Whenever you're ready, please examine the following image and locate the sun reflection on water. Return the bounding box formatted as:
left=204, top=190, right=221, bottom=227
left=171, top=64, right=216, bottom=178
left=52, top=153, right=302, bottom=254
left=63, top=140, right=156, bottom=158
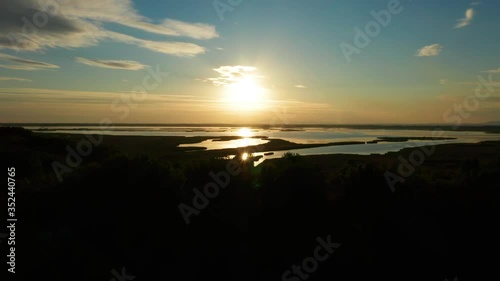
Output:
left=237, top=128, right=253, bottom=138
left=241, top=152, right=249, bottom=161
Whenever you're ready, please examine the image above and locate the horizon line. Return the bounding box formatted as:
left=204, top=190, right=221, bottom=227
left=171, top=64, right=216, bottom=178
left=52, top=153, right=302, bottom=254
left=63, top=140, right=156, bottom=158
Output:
left=2, top=122, right=500, bottom=127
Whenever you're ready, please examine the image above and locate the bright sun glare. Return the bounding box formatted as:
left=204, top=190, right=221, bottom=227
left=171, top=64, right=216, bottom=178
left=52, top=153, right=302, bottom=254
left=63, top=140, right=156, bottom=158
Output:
left=224, top=76, right=267, bottom=111
left=241, top=152, right=249, bottom=161
left=237, top=128, right=253, bottom=138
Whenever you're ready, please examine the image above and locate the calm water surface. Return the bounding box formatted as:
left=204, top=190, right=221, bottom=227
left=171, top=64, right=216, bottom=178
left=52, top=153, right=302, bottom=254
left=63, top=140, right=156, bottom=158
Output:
left=29, top=126, right=500, bottom=162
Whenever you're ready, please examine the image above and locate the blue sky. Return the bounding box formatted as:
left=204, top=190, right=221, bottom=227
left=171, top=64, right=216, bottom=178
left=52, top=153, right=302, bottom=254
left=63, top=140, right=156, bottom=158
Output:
left=0, top=0, right=499, bottom=124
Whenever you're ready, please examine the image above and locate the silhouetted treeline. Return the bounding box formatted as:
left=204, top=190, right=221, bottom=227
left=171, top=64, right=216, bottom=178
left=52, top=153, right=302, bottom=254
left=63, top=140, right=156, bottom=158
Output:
left=1, top=127, right=499, bottom=281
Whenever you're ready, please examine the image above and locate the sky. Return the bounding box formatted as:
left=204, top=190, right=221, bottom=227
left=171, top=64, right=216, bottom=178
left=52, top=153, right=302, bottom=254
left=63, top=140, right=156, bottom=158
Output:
left=0, top=0, right=499, bottom=124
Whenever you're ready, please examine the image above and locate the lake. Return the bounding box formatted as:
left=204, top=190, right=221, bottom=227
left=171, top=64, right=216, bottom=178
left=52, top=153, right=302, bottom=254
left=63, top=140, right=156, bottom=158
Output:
left=29, top=126, right=500, bottom=164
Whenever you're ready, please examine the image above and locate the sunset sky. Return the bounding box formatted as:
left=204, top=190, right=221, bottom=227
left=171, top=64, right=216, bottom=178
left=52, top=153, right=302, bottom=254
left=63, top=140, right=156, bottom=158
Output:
left=1, top=0, right=499, bottom=124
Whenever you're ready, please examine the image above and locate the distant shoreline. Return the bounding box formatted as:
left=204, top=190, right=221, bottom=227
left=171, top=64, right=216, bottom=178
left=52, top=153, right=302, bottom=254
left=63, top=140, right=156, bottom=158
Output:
left=2, top=123, right=500, bottom=134
left=19, top=130, right=457, bottom=161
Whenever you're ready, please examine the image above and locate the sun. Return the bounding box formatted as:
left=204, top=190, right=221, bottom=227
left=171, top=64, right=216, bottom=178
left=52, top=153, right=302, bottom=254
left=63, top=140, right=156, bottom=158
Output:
left=224, top=76, right=267, bottom=111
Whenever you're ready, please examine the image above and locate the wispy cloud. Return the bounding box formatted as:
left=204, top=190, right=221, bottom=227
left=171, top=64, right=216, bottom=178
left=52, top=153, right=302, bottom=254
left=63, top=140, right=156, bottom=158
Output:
left=295, top=85, right=307, bottom=89
left=75, top=57, right=147, bottom=70
left=205, top=66, right=258, bottom=87
left=104, top=31, right=206, bottom=57
left=0, top=87, right=336, bottom=123
left=0, top=53, right=59, bottom=70
left=0, top=88, right=205, bottom=105
left=0, top=0, right=100, bottom=52
left=57, top=1, right=219, bottom=39
left=135, top=19, right=219, bottom=40
left=416, top=44, right=443, bottom=57
left=0, top=77, right=31, bottom=82
left=482, top=68, right=500, bottom=74
left=460, top=81, right=500, bottom=87
left=0, top=0, right=215, bottom=56
left=455, top=8, right=475, bottom=28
